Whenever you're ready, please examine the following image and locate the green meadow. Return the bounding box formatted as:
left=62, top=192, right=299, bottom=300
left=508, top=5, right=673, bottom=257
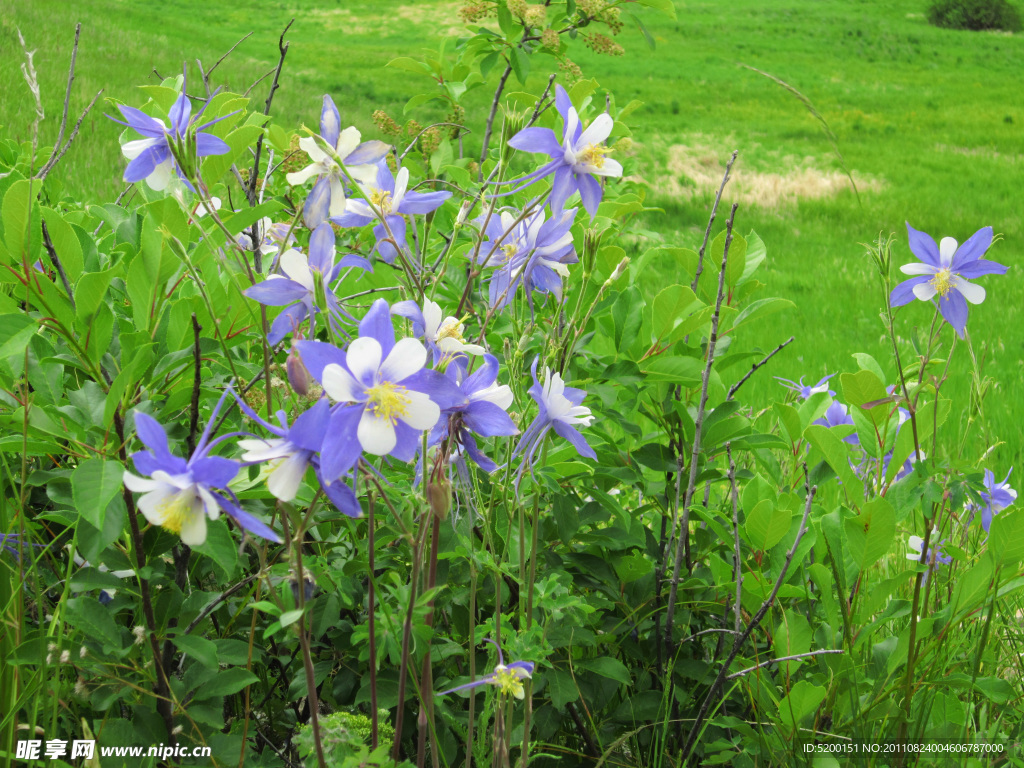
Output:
left=1, top=0, right=1021, bottom=465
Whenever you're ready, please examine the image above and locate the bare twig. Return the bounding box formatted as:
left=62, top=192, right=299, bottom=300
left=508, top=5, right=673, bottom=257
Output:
left=727, top=336, right=794, bottom=400
left=725, top=650, right=844, bottom=681
left=207, top=31, right=254, bottom=81
left=399, top=122, right=471, bottom=162
left=664, top=203, right=740, bottom=647
left=681, top=627, right=742, bottom=644
left=727, top=445, right=742, bottom=635
left=247, top=20, right=292, bottom=209
left=478, top=63, right=514, bottom=180
left=40, top=220, right=75, bottom=309
left=679, top=470, right=818, bottom=762
left=691, top=151, right=737, bottom=294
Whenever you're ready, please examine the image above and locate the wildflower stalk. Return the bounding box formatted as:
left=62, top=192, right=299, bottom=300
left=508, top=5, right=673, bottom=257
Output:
left=896, top=522, right=932, bottom=755
left=664, top=203, right=739, bottom=650
left=368, top=492, right=379, bottom=749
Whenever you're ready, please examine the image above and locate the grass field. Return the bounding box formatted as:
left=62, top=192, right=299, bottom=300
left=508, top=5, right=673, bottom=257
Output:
left=1, top=0, right=1021, bottom=467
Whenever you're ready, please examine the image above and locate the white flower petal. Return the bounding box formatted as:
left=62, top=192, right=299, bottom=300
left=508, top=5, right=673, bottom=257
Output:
left=322, top=363, right=364, bottom=403
left=470, top=383, right=514, bottom=410
left=899, top=262, right=939, bottom=276
left=146, top=160, right=174, bottom=191
left=397, top=390, right=440, bottom=431
left=286, top=163, right=320, bottom=187
left=123, top=471, right=159, bottom=493
left=197, top=485, right=221, bottom=520
left=178, top=509, right=208, bottom=547
left=280, top=249, right=314, bottom=292
left=122, top=138, right=160, bottom=161
left=328, top=176, right=347, bottom=219
left=267, top=452, right=308, bottom=502
left=136, top=486, right=178, bottom=526
left=346, top=337, right=384, bottom=385
left=592, top=157, right=623, bottom=178
left=393, top=167, right=409, bottom=209
left=577, top=113, right=614, bottom=148
left=335, top=126, right=361, bottom=160
left=357, top=409, right=397, bottom=455
left=379, top=337, right=427, bottom=383
left=298, top=136, right=327, bottom=164
left=953, top=276, right=985, bottom=305
left=912, top=282, right=937, bottom=302
left=938, top=237, right=958, bottom=267
left=238, top=438, right=290, bottom=463
left=422, top=300, right=443, bottom=338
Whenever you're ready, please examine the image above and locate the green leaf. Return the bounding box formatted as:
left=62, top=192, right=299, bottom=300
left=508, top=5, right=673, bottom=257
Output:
left=630, top=12, right=656, bottom=49
left=280, top=609, right=305, bottom=628
left=66, top=597, right=121, bottom=649
left=988, top=506, right=1024, bottom=566
left=885, top=399, right=950, bottom=484
left=579, top=656, right=631, bottom=686
left=649, top=284, right=700, bottom=346
left=75, top=267, right=118, bottom=322
left=730, top=297, right=794, bottom=332
left=546, top=668, right=578, bottom=709
left=773, top=609, right=812, bottom=675
left=194, top=519, right=239, bottom=580
left=804, top=424, right=864, bottom=500
left=745, top=499, right=792, bottom=551
left=173, top=634, right=219, bottom=670
left=774, top=403, right=801, bottom=446
left=843, top=497, right=895, bottom=571
left=72, top=459, right=125, bottom=533
left=192, top=668, right=259, bottom=701
left=776, top=680, right=825, bottom=732
left=41, top=208, right=84, bottom=281
left=510, top=48, right=530, bottom=85
left=2, top=179, right=32, bottom=261
left=0, top=314, right=37, bottom=362
left=387, top=57, right=433, bottom=75
left=840, top=369, right=889, bottom=425
left=201, top=125, right=265, bottom=186
left=404, top=92, right=445, bottom=114
left=612, top=285, right=644, bottom=353
left=640, top=355, right=703, bottom=386
left=614, top=553, right=653, bottom=583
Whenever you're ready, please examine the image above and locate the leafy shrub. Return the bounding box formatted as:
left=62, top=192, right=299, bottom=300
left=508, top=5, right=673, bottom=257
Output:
left=927, top=0, right=1023, bottom=31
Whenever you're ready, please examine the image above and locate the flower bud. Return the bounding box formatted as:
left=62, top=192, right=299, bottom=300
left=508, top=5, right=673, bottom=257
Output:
left=499, top=109, right=529, bottom=167
left=427, top=478, right=452, bottom=520
left=582, top=228, right=603, bottom=278
left=287, top=346, right=312, bottom=396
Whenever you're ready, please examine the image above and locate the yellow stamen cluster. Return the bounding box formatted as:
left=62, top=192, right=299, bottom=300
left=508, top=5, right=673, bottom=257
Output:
left=930, top=268, right=954, bottom=297
left=158, top=492, right=199, bottom=535
left=436, top=318, right=467, bottom=344
left=577, top=143, right=611, bottom=169
left=365, top=382, right=411, bottom=424
left=370, top=188, right=394, bottom=215
left=501, top=243, right=519, bottom=262
left=492, top=666, right=525, bottom=699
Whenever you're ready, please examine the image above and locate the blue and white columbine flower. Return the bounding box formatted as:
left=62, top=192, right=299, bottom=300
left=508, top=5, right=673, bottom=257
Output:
left=243, top=223, right=370, bottom=345
left=235, top=397, right=360, bottom=517
left=392, top=298, right=485, bottom=366
left=297, top=300, right=466, bottom=480
left=501, top=85, right=622, bottom=217
left=513, top=359, right=595, bottom=484
left=890, top=223, right=1007, bottom=338
left=437, top=640, right=535, bottom=700
left=109, top=70, right=231, bottom=191
left=122, top=398, right=281, bottom=546
left=286, top=95, right=390, bottom=227
left=907, top=527, right=951, bottom=574
left=332, top=160, right=451, bottom=265
left=475, top=206, right=578, bottom=311
left=813, top=401, right=858, bottom=446
left=977, top=468, right=1016, bottom=533
left=775, top=373, right=835, bottom=400
left=434, top=354, right=519, bottom=473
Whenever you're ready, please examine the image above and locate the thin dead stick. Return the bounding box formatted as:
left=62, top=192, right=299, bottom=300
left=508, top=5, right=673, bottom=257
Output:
left=691, top=151, right=737, bottom=293
left=727, top=336, right=794, bottom=400
left=726, top=444, right=742, bottom=635
left=725, top=650, right=844, bottom=681
left=478, top=63, right=514, bottom=179
left=207, top=31, right=254, bottom=80
left=681, top=628, right=742, bottom=644
left=247, top=19, right=292, bottom=209
left=679, top=472, right=818, bottom=763
left=40, top=220, right=75, bottom=309
left=399, top=122, right=470, bottom=162
left=664, top=203, right=740, bottom=648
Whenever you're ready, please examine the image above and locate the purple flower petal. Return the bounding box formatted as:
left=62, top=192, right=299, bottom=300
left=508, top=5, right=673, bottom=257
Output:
left=956, top=259, right=1008, bottom=279
left=319, top=405, right=364, bottom=479
left=906, top=222, right=941, bottom=267
left=308, top=223, right=336, bottom=275
left=577, top=173, right=603, bottom=218
left=403, top=369, right=468, bottom=411
left=508, top=127, right=562, bottom=158
left=344, top=140, right=391, bottom=166
left=123, top=144, right=169, bottom=183
left=549, top=165, right=577, bottom=213
left=168, top=91, right=192, bottom=135
left=889, top=275, right=930, bottom=307
left=317, top=469, right=362, bottom=517
left=215, top=494, right=282, bottom=543
left=189, top=455, right=239, bottom=488
left=196, top=133, right=230, bottom=157
left=398, top=189, right=451, bottom=215
left=464, top=401, right=518, bottom=437
left=304, top=177, right=331, bottom=229
left=295, top=340, right=347, bottom=382
left=289, top=398, right=331, bottom=452
left=268, top=304, right=309, bottom=346
left=321, top=95, right=341, bottom=149
left=115, top=105, right=166, bottom=138
left=358, top=299, right=396, bottom=356
left=245, top=278, right=310, bottom=306
left=950, top=226, right=993, bottom=270
left=552, top=420, right=596, bottom=460
left=937, top=288, right=968, bottom=337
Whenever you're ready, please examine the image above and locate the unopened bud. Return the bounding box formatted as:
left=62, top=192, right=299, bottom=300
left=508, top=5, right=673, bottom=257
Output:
left=582, top=228, right=603, bottom=277
left=607, top=257, right=630, bottom=284
left=427, top=478, right=452, bottom=520
left=287, top=346, right=312, bottom=396
left=456, top=199, right=474, bottom=227
left=499, top=109, right=529, bottom=166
